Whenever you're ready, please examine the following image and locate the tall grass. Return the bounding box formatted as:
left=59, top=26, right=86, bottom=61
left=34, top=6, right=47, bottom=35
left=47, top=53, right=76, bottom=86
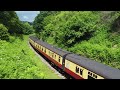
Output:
left=0, top=35, right=60, bottom=79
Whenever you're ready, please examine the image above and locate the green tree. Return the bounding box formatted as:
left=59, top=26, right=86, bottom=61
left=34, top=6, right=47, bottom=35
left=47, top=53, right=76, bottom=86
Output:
left=23, top=22, right=34, bottom=35
left=39, top=11, right=100, bottom=47
left=0, top=11, right=23, bottom=35
left=0, top=24, right=9, bottom=40
left=33, top=11, right=59, bottom=38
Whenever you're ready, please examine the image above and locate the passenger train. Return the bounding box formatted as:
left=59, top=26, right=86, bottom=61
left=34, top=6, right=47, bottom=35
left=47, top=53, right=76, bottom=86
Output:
left=29, top=36, right=120, bottom=79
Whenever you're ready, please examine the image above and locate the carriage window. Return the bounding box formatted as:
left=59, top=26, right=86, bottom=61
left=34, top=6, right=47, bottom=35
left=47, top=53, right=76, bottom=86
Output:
left=90, top=73, right=92, bottom=76
left=54, top=54, right=56, bottom=59
left=44, top=49, right=46, bottom=53
left=95, top=75, right=97, bottom=78
left=88, top=71, right=96, bottom=79
left=76, top=66, right=79, bottom=73
left=88, top=75, right=95, bottom=79
left=93, top=74, right=97, bottom=79
left=58, top=56, right=61, bottom=62
left=88, top=72, right=92, bottom=76
left=52, top=53, right=54, bottom=58
left=80, top=69, right=83, bottom=75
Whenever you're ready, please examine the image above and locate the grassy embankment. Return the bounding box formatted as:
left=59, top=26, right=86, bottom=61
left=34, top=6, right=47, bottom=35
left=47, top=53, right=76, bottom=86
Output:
left=0, top=35, right=60, bottom=79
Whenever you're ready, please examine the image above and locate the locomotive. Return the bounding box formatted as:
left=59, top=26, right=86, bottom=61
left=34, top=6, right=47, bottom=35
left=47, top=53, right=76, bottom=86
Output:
left=29, top=36, right=120, bottom=79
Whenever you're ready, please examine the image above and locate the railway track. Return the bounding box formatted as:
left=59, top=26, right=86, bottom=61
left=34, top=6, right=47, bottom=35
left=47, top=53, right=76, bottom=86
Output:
left=28, top=41, right=67, bottom=79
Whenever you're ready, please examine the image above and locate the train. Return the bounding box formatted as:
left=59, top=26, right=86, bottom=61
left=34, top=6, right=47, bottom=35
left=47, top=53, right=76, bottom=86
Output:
left=29, top=36, right=120, bottom=79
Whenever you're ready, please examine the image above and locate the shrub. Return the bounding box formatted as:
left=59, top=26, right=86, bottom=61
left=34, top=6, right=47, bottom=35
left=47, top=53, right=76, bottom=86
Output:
left=0, top=24, right=9, bottom=40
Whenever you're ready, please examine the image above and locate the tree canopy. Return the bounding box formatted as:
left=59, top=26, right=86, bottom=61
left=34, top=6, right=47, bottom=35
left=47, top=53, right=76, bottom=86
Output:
left=0, top=11, right=35, bottom=40
left=0, top=24, right=9, bottom=40
left=0, top=11, right=23, bottom=34
left=33, top=11, right=59, bottom=37
left=33, top=11, right=120, bottom=68
left=22, top=22, right=34, bottom=35
left=33, top=11, right=101, bottom=47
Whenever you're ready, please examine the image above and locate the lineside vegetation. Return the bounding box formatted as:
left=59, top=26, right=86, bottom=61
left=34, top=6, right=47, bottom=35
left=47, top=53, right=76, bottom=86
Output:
left=33, top=11, right=120, bottom=69
left=0, top=35, right=60, bottom=79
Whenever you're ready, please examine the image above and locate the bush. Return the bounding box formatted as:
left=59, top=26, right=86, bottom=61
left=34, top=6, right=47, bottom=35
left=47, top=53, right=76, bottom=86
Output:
left=33, top=11, right=120, bottom=69
left=0, top=24, right=9, bottom=40
left=68, top=41, right=120, bottom=68
left=40, top=11, right=101, bottom=47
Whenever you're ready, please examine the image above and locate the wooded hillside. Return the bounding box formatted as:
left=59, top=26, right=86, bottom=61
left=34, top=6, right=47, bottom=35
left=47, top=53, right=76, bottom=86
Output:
left=33, top=11, right=120, bottom=69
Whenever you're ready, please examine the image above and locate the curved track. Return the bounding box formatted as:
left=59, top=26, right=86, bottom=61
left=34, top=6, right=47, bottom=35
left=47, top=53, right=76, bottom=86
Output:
left=28, top=41, right=66, bottom=79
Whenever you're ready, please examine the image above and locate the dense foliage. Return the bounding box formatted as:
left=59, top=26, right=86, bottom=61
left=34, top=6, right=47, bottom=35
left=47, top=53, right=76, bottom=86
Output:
left=0, top=35, right=60, bottom=79
left=0, top=24, right=9, bottom=40
left=33, top=11, right=59, bottom=37
left=0, top=11, right=23, bottom=34
left=22, top=22, right=34, bottom=35
left=43, top=11, right=101, bottom=47
left=33, top=11, right=120, bottom=68
left=0, top=11, right=35, bottom=40
left=0, top=11, right=60, bottom=79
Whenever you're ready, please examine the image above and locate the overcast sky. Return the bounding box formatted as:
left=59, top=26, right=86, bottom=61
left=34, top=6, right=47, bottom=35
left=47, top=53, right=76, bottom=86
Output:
left=15, top=11, right=40, bottom=22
